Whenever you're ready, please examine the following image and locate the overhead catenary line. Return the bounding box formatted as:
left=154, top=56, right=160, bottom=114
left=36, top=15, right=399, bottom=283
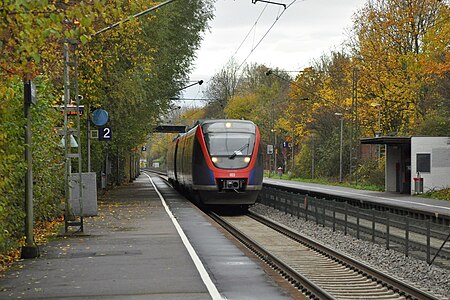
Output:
left=205, top=0, right=288, bottom=86
left=232, top=4, right=269, bottom=58
left=237, top=0, right=298, bottom=71
left=93, top=0, right=178, bottom=37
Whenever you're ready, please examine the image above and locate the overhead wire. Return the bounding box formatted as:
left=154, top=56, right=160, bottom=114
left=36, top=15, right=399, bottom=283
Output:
left=232, top=4, right=269, bottom=59
left=236, top=0, right=298, bottom=71
left=203, top=0, right=301, bottom=100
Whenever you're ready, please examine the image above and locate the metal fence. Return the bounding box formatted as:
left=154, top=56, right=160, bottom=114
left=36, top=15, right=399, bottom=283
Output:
left=259, top=186, right=450, bottom=267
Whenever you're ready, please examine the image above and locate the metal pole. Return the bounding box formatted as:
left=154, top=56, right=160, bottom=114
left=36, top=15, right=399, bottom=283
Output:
left=426, top=219, right=431, bottom=264
left=340, top=118, right=343, bottom=182
left=405, top=214, right=409, bottom=257
left=377, top=109, right=381, bottom=136
left=291, top=128, right=294, bottom=172
left=21, top=80, right=38, bottom=258
left=63, top=41, right=71, bottom=232
left=378, top=108, right=381, bottom=167
left=311, top=134, right=314, bottom=179
left=87, top=101, right=91, bottom=172
left=74, top=43, right=83, bottom=230
left=24, top=101, right=33, bottom=246
left=274, top=131, right=277, bottom=173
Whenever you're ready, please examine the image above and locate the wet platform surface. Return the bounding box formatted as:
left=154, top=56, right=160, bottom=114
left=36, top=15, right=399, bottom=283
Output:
left=0, top=174, right=293, bottom=299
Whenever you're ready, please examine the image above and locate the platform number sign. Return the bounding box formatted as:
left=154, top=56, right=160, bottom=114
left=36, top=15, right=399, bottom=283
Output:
left=98, top=126, right=112, bottom=141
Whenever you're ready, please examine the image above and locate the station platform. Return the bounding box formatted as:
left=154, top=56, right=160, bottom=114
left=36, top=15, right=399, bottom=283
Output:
left=264, top=178, right=450, bottom=218
left=0, top=174, right=294, bottom=300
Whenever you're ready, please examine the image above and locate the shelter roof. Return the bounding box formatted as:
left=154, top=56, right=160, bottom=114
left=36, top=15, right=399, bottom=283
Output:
left=360, top=136, right=411, bottom=145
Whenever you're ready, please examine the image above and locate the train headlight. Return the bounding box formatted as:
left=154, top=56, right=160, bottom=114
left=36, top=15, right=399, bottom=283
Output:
left=244, top=157, right=251, bottom=163
left=211, top=157, right=219, bottom=163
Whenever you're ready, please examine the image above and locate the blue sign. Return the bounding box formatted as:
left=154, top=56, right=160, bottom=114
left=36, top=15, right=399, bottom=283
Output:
left=92, top=109, right=109, bottom=126
left=283, top=141, right=289, bottom=148
left=98, top=126, right=112, bottom=141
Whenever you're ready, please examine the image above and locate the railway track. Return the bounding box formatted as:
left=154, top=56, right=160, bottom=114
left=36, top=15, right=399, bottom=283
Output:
left=209, top=211, right=441, bottom=300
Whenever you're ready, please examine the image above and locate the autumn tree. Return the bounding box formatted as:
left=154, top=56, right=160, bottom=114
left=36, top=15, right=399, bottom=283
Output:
left=0, top=0, right=214, bottom=254
left=203, top=58, right=241, bottom=118
left=350, top=0, right=450, bottom=136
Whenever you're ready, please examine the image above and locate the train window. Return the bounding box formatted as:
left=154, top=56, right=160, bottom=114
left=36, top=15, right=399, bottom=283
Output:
left=202, top=121, right=256, bottom=134
left=204, top=133, right=255, bottom=156
left=204, top=133, right=255, bottom=169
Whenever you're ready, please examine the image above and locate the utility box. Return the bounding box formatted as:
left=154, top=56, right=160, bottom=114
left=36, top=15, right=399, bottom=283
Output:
left=69, top=172, right=97, bottom=216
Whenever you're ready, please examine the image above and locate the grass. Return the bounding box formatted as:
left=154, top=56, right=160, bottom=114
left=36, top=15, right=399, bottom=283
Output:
left=265, top=171, right=384, bottom=192
left=263, top=171, right=450, bottom=200
left=420, top=188, right=450, bottom=201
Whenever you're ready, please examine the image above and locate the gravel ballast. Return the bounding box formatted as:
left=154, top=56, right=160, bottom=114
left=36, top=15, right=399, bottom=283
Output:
left=250, top=203, right=449, bottom=299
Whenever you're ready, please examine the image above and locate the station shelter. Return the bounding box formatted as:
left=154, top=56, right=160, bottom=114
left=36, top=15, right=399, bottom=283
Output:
left=360, top=136, right=450, bottom=195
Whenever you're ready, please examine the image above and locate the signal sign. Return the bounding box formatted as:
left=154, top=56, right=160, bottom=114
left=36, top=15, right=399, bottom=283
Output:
left=98, top=126, right=112, bottom=141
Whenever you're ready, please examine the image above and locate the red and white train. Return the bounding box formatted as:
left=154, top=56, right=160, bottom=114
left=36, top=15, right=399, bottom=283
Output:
left=167, top=119, right=263, bottom=207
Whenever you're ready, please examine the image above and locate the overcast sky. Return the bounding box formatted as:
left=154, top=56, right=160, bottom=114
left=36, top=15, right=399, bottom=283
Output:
left=180, top=0, right=366, bottom=106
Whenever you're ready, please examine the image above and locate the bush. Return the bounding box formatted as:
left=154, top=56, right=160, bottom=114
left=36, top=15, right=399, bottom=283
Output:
left=357, top=158, right=385, bottom=187
left=0, top=77, right=64, bottom=254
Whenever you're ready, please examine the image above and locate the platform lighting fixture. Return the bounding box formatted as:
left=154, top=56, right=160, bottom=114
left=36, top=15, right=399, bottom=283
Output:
left=177, top=80, right=203, bottom=92
left=370, top=103, right=381, bottom=137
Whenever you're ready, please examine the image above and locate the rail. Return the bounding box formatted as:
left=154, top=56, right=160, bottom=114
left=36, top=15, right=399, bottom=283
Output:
left=209, top=211, right=442, bottom=300
left=259, top=185, right=450, bottom=267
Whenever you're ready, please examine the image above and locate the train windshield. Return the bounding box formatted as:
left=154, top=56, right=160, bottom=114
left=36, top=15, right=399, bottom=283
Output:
left=202, top=121, right=256, bottom=169
left=204, top=133, right=255, bottom=156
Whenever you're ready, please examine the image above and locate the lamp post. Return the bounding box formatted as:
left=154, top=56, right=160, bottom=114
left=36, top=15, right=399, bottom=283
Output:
left=271, top=128, right=277, bottom=174
left=371, top=103, right=381, bottom=137
left=371, top=103, right=382, bottom=166
left=21, top=80, right=39, bottom=259
left=335, top=113, right=344, bottom=183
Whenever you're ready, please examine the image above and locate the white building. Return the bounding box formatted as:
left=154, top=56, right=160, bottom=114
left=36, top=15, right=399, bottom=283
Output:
left=361, top=136, right=450, bottom=195
left=411, top=137, right=450, bottom=194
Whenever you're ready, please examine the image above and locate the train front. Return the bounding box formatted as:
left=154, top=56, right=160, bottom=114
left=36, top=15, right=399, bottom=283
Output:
left=194, top=120, right=263, bottom=206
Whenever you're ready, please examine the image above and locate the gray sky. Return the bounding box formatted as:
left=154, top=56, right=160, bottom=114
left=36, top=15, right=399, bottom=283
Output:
left=180, top=0, right=366, bottom=106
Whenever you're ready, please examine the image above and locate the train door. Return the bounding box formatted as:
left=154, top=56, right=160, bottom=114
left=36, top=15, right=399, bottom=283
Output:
left=174, top=140, right=179, bottom=182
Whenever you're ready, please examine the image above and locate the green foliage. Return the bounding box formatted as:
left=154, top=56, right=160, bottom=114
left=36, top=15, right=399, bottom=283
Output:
left=421, top=188, right=450, bottom=201
left=79, top=0, right=214, bottom=185
left=205, top=0, right=449, bottom=186
left=413, top=110, right=450, bottom=136
left=0, top=79, right=26, bottom=252
left=0, top=77, right=63, bottom=253
left=356, top=159, right=385, bottom=187
left=0, top=0, right=215, bottom=256
left=292, top=143, right=313, bottom=178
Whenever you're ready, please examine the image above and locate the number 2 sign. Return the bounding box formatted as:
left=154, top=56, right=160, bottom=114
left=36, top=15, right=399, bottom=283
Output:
left=98, top=126, right=112, bottom=141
